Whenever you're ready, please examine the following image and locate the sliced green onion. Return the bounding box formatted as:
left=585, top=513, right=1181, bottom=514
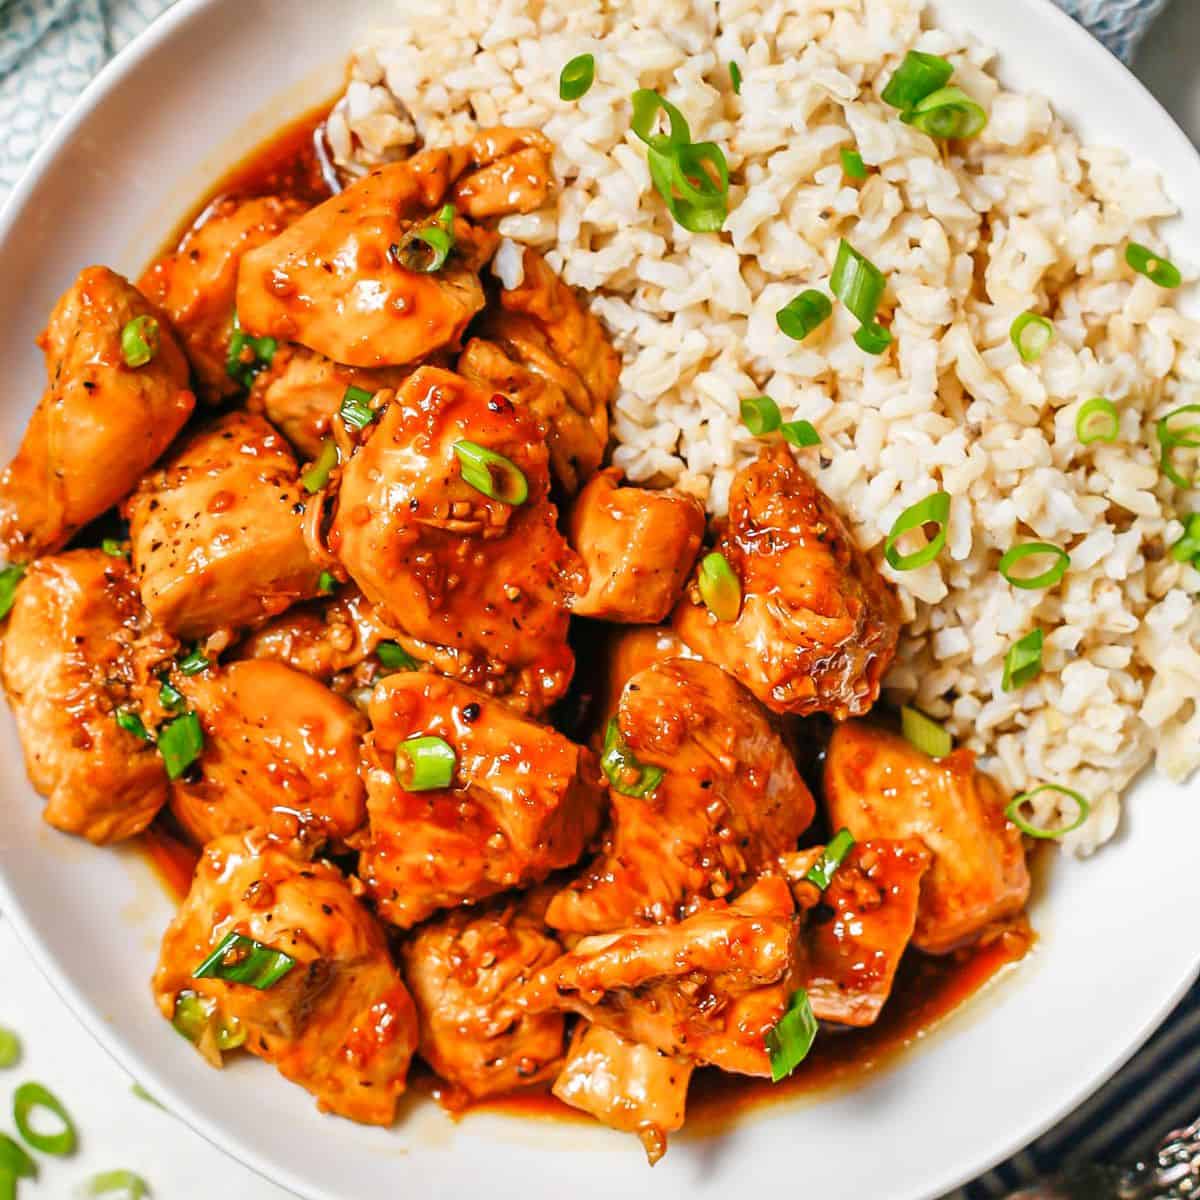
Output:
left=630, top=89, right=691, bottom=151
left=853, top=321, right=893, bottom=355
left=130, top=1084, right=163, bottom=1109
left=0, top=1028, right=20, bottom=1069
left=79, top=1169, right=149, bottom=1199
left=115, top=709, right=153, bottom=744
left=804, top=829, right=856, bottom=891
left=0, top=1134, right=35, bottom=1180
left=193, top=932, right=297, bottom=990
left=159, top=676, right=186, bottom=711
left=13, top=1083, right=76, bottom=1156
left=1004, top=784, right=1090, bottom=839
left=831, top=239, right=886, bottom=326
left=781, top=420, right=821, bottom=448
left=120, top=315, right=160, bottom=369
left=392, top=204, right=457, bottom=274
left=840, top=147, right=868, bottom=180
left=376, top=640, right=419, bottom=672
left=1075, top=397, right=1119, bottom=445
left=339, top=385, right=377, bottom=431
left=397, top=735, right=457, bottom=791
left=177, top=644, right=210, bottom=676
left=601, top=718, right=665, bottom=799
left=170, top=991, right=244, bottom=1049
left=1156, top=405, right=1200, bottom=489
left=301, top=438, right=339, bottom=494
left=697, top=551, right=741, bottom=622
left=559, top=53, right=595, bottom=101
left=1125, top=242, right=1182, bottom=289
left=100, top=538, right=127, bottom=558
left=226, top=312, right=277, bottom=390
left=317, top=571, right=336, bottom=595
left=902, top=85, right=988, bottom=139
left=740, top=395, right=781, bottom=436
left=765, top=989, right=817, bottom=1082
left=776, top=290, right=832, bottom=342
left=0, top=565, right=25, bottom=621
left=901, top=705, right=952, bottom=759
left=997, top=542, right=1070, bottom=590
left=729, top=61, right=742, bottom=95
left=453, top=440, right=528, bottom=505
left=1169, top=512, right=1200, bottom=564
left=646, top=141, right=729, bottom=233
left=1009, top=312, right=1053, bottom=363
left=883, top=491, right=950, bottom=571
left=158, top=712, right=204, bottom=780
left=1002, top=628, right=1044, bottom=692
left=881, top=50, right=954, bottom=111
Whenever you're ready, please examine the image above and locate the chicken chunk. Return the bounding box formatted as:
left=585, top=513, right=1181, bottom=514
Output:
left=567, top=469, right=705, bottom=623
left=357, top=672, right=604, bottom=929
left=126, top=412, right=321, bottom=638
left=401, top=892, right=565, bottom=1102
left=139, top=194, right=308, bottom=400
left=236, top=148, right=497, bottom=368
left=553, top=1024, right=691, bottom=1166
left=785, top=838, right=930, bottom=1027
left=523, top=876, right=801, bottom=1077
left=1, top=550, right=168, bottom=843
left=450, top=128, right=554, bottom=219
left=824, top=722, right=1030, bottom=954
left=331, top=366, right=581, bottom=712
left=169, top=660, right=367, bottom=847
left=547, top=658, right=814, bottom=934
left=0, top=267, right=194, bottom=562
left=153, top=829, right=418, bottom=1125
left=674, top=445, right=901, bottom=719
left=588, top=626, right=698, bottom=745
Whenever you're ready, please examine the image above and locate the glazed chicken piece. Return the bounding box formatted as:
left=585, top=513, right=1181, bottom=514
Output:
left=588, top=626, right=698, bottom=743
left=0, top=266, right=194, bottom=562
left=126, top=412, right=321, bottom=638
left=524, top=876, right=801, bottom=1077
left=331, top=365, right=581, bottom=713
left=674, top=444, right=901, bottom=719
left=169, top=660, right=367, bottom=847
left=553, top=1024, right=692, bottom=1166
left=358, top=672, right=604, bottom=929
left=153, top=829, right=418, bottom=1124
left=139, top=194, right=308, bottom=400
left=1, top=549, right=168, bottom=843
left=401, top=891, right=565, bottom=1102
left=450, top=128, right=554, bottom=219
left=567, top=469, right=705, bottom=623
left=784, top=838, right=931, bottom=1027
left=824, top=722, right=1030, bottom=955
left=236, top=147, right=499, bottom=368
left=546, top=658, right=814, bottom=934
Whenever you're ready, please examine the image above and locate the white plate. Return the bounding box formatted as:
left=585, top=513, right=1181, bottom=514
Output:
left=0, top=2, right=1197, bottom=1198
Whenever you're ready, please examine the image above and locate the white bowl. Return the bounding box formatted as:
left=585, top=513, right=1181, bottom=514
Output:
left=0, top=2, right=1197, bottom=1198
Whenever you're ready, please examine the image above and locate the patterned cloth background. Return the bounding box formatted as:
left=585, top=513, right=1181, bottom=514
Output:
left=0, top=1, right=1193, bottom=1198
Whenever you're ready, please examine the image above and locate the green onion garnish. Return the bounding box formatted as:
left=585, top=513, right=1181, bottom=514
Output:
left=453, top=440, right=528, bottom=505
left=317, top=571, right=336, bottom=595
left=391, top=203, right=457, bottom=274
left=840, top=147, right=868, bottom=180
left=740, top=395, right=781, bottom=436
left=1075, top=397, right=1119, bottom=445
left=1004, top=784, right=1091, bottom=839
left=901, top=705, right=952, bottom=758
left=376, top=640, right=419, bottom=672
left=171, top=991, right=244, bottom=1049
left=883, top=491, right=950, bottom=571
left=0, top=1027, right=20, bottom=1069
left=120, top=315, right=160, bottom=369
left=158, top=712, right=204, bottom=780
left=177, top=644, right=210, bottom=676
left=1125, top=242, right=1182, bottom=289
left=158, top=676, right=184, bottom=710
left=0, top=1133, right=35, bottom=1181
left=115, top=709, right=153, bottom=744
left=100, top=538, right=127, bottom=557
left=1001, top=628, right=1044, bottom=692
left=630, top=89, right=692, bottom=151
left=601, top=717, right=665, bottom=798
left=13, top=1082, right=76, bottom=1156
left=559, top=53, right=595, bottom=101
left=1009, top=312, right=1053, bottom=363
left=1156, top=404, right=1200, bottom=489
left=997, top=542, right=1070, bottom=590
left=397, top=735, right=457, bottom=791
left=853, top=320, right=893, bottom=355
left=804, top=829, right=855, bottom=891
left=80, top=1169, right=150, bottom=1199
left=831, top=239, right=886, bottom=326
left=765, top=989, right=818, bottom=1082
left=697, top=551, right=741, bottom=622
left=776, top=290, right=832, bottom=342
left=0, top=564, right=25, bottom=621
left=902, top=85, right=987, bottom=139
left=130, top=1084, right=163, bottom=1109
left=781, top=420, right=821, bottom=448
left=339, top=385, right=377, bottom=431
left=1170, top=513, right=1200, bottom=564
left=225, top=312, right=277, bottom=390
left=193, top=932, right=296, bottom=990
left=645, top=139, right=730, bottom=233
left=301, top=438, right=339, bottom=494
left=881, top=50, right=954, bottom=111
left=729, top=61, right=742, bottom=94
